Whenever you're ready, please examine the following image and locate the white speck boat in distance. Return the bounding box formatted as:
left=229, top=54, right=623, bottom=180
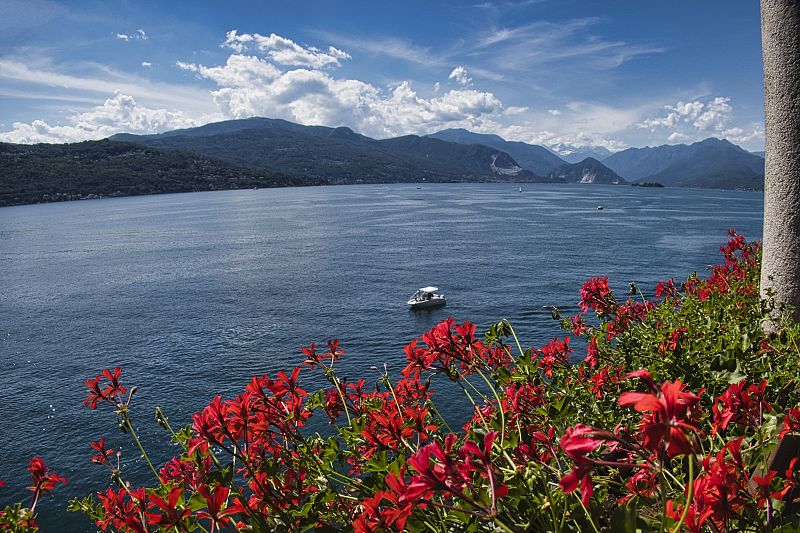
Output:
left=408, top=286, right=446, bottom=309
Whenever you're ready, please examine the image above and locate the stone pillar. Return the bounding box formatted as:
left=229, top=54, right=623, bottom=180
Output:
left=761, top=0, right=800, bottom=315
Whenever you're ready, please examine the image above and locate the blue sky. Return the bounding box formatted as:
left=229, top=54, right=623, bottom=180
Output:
left=0, top=0, right=765, bottom=151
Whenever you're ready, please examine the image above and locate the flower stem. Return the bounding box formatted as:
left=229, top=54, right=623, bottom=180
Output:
left=674, top=456, right=695, bottom=533
left=476, top=368, right=506, bottom=445
left=125, top=418, right=159, bottom=480
left=574, top=493, right=600, bottom=533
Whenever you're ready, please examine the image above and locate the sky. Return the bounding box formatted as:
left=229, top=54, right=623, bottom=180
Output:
left=0, top=0, right=766, bottom=151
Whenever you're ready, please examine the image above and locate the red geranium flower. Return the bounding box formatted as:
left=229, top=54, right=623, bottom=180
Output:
left=619, top=372, right=701, bottom=457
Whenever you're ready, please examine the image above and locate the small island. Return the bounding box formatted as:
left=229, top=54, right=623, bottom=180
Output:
left=632, top=181, right=665, bottom=188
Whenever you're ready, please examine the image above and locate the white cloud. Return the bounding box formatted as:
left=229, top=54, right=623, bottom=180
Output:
left=636, top=96, right=763, bottom=145
left=505, top=106, right=528, bottom=115
left=179, top=45, right=507, bottom=138
left=178, top=55, right=281, bottom=86
left=221, top=30, right=350, bottom=68
left=0, top=92, right=199, bottom=143
left=116, top=29, right=148, bottom=42
left=311, top=32, right=442, bottom=67
left=0, top=58, right=216, bottom=112
left=547, top=109, right=562, bottom=116
left=692, top=96, right=731, bottom=132
left=471, top=19, right=663, bottom=72
left=141, top=61, right=152, bottom=68
left=667, top=132, right=690, bottom=142
left=448, top=66, right=472, bottom=86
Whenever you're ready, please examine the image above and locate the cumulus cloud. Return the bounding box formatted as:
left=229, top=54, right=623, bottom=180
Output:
left=637, top=96, right=762, bottom=144
left=221, top=30, right=350, bottom=68
left=547, top=109, right=561, bottom=116
left=448, top=66, right=472, bottom=86
left=141, top=61, right=152, bottom=68
left=177, top=34, right=508, bottom=138
left=0, top=92, right=198, bottom=143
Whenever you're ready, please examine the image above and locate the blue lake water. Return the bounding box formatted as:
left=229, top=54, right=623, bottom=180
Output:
left=0, top=183, right=763, bottom=529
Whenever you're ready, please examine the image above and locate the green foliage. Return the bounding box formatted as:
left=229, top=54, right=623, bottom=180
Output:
left=0, top=139, right=326, bottom=207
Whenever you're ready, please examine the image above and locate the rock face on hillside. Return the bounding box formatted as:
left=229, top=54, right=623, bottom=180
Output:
left=548, top=157, right=627, bottom=185
left=426, top=128, right=566, bottom=175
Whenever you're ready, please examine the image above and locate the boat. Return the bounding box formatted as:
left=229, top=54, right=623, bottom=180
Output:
left=597, top=205, right=604, bottom=210
left=408, top=286, right=446, bottom=309
left=518, top=187, right=523, bottom=193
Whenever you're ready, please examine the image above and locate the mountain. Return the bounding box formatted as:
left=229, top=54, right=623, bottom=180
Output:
left=112, top=118, right=553, bottom=184
left=0, top=139, right=319, bottom=207
left=426, top=128, right=566, bottom=175
left=548, top=157, right=627, bottom=185
left=602, top=138, right=765, bottom=189
left=548, top=143, right=613, bottom=164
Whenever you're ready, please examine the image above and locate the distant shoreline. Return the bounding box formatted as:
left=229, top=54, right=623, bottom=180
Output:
left=0, top=180, right=767, bottom=210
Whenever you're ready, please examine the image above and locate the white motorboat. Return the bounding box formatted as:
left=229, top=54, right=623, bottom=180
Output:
left=408, top=286, right=446, bottom=309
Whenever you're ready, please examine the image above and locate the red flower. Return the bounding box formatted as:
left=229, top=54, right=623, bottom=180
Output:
left=84, top=375, right=108, bottom=409
left=84, top=367, right=127, bottom=409
left=460, top=432, right=508, bottom=503
left=619, top=374, right=701, bottom=457
left=579, top=277, right=614, bottom=314
left=197, top=484, right=234, bottom=528
left=538, top=337, right=571, bottom=378
left=658, top=326, right=687, bottom=354
left=361, top=408, right=415, bottom=451
left=780, top=407, right=800, bottom=439
left=147, top=485, right=192, bottom=528
left=689, top=438, right=749, bottom=529
left=712, top=380, right=771, bottom=434
left=618, top=460, right=659, bottom=504
left=355, top=471, right=420, bottom=533
left=558, top=424, right=614, bottom=506
left=587, top=367, right=611, bottom=399
left=655, top=278, right=678, bottom=298
left=583, top=337, right=599, bottom=368
left=101, top=367, right=126, bottom=397
left=569, top=314, right=588, bottom=336
left=559, top=424, right=611, bottom=462
left=665, top=498, right=714, bottom=533
left=90, top=438, right=114, bottom=464
left=407, top=434, right=470, bottom=502
left=27, top=457, right=66, bottom=495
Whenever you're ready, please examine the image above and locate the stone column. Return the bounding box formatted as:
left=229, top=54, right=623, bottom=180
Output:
left=761, top=0, right=800, bottom=315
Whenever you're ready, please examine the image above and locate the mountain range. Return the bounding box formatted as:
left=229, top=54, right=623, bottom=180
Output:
left=547, top=143, right=614, bottom=164
left=602, top=137, right=765, bottom=189
left=425, top=128, right=565, bottom=176
left=112, top=118, right=550, bottom=184
left=548, top=157, right=626, bottom=185
left=0, top=116, right=766, bottom=207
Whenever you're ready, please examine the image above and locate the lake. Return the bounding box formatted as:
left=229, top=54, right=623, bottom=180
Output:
left=0, top=183, right=763, bottom=529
